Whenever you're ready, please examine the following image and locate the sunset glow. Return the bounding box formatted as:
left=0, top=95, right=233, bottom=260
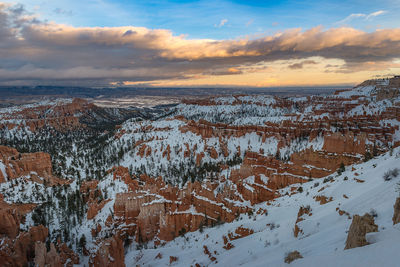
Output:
left=1, top=0, right=399, bottom=87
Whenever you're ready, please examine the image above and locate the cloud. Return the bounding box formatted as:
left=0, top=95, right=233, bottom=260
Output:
left=325, top=61, right=400, bottom=73
left=204, top=67, right=243, bottom=76
left=288, top=60, right=317, bottom=69
left=337, top=10, right=387, bottom=24
left=246, top=19, right=254, bottom=27
left=325, top=64, right=340, bottom=68
left=366, top=10, right=386, bottom=20
left=338, top=13, right=365, bottom=24
left=215, top=18, right=228, bottom=28
left=0, top=3, right=399, bottom=86
left=53, top=8, right=73, bottom=16
left=122, top=29, right=136, bottom=37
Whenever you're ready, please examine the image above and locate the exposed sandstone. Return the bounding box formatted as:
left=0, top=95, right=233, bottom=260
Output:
left=294, top=206, right=312, bottom=238
left=169, top=256, right=178, bottom=264
left=222, top=235, right=235, bottom=250
left=208, top=146, right=218, bottom=159
left=322, top=132, right=366, bottom=155
left=110, top=166, right=138, bottom=191
left=90, top=235, right=125, bottom=267
left=345, top=213, right=378, bottom=249
left=203, top=245, right=216, bottom=262
left=284, top=250, right=303, bottom=264
left=0, top=146, right=69, bottom=187
left=57, top=242, right=80, bottom=266
left=87, top=199, right=111, bottom=220
left=34, top=242, right=62, bottom=267
left=34, top=242, right=47, bottom=267
left=112, top=178, right=250, bottom=243
left=228, top=226, right=254, bottom=241
left=392, top=197, right=400, bottom=225
left=0, top=203, right=20, bottom=238
left=0, top=146, right=52, bottom=181
left=0, top=225, right=48, bottom=267
left=314, top=195, right=333, bottom=205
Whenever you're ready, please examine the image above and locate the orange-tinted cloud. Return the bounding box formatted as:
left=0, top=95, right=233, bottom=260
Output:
left=0, top=3, right=400, bottom=86
left=326, top=61, right=400, bottom=73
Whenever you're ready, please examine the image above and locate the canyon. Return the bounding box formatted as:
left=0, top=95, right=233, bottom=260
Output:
left=0, top=76, right=399, bottom=266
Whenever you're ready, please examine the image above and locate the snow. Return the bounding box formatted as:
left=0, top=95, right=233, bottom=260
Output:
left=125, top=147, right=400, bottom=267
left=334, top=85, right=376, bottom=99
left=0, top=174, right=49, bottom=204
left=169, top=96, right=292, bottom=126
left=0, top=78, right=399, bottom=266
left=292, top=227, right=400, bottom=267
left=0, top=98, right=73, bottom=119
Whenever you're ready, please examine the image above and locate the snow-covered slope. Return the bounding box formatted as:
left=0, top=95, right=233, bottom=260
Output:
left=125, top=147, right=400, bottom=266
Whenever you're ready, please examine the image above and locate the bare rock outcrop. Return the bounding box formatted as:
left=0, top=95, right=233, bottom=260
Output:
left=344, top=213, right=378, bottom=249
left=322, top=132, right=366, bottom=155
left=0, top=225, right=48, bottom=267
left=34, top=242, right=62, bottom=267
left=0, top=203, right=20, bottom=238
left=392, top=197, right=400, bottom=225
left=0, top=146, right=52, bottom=181
left=294, top=206, right=312, bottom=238
left=284, top=250, right=303, bottom=264
left=0, top=194, right=77, bottom=267
left=0, top=146, right=68, bottom=186
left=90, top=235, right=125, bottom=267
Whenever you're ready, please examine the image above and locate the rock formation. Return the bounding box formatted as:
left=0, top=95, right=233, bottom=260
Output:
left=284, top=250, right=303, bottom=264
left=0, top=146, right=52, bottom=181
left=345, top=213, right=378, bottom=249
left=294, top=206, right=312, bottom=238
left=90, top=235, right=125, bottom=267
left=1, top=76, right=400, bottom=264
left=392, top=197, right=400, bottom=225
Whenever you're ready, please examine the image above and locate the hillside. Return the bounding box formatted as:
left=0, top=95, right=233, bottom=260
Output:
left=0, top=76, right=399, bottom=266
left=126, top=148, right=400, bottom=266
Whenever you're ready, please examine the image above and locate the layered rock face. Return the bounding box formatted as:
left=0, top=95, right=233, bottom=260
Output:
left=90, top=235, right=125, bottom=267
left=4, top=225, right=79, bottom=267
left=0, top=145, right=52, bottom=182
left=112, top=168, right=248, bottom=242
left=0, top=145, right=69, bottom=186
left=0, top=194, right=22, bottom=239
left=34, top=242, right=62, bottom=267
left=322, top=132, right=366, bottom=155
left=0, top=146, right=63, bottom=247
left=0, top=147, right=78, bottom=267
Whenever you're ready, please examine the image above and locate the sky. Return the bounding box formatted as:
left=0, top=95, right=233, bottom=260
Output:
left=0, top=0, right=400, bottom=87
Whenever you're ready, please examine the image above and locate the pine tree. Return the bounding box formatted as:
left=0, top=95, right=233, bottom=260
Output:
left=78, top=234, right=86, bottom=253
